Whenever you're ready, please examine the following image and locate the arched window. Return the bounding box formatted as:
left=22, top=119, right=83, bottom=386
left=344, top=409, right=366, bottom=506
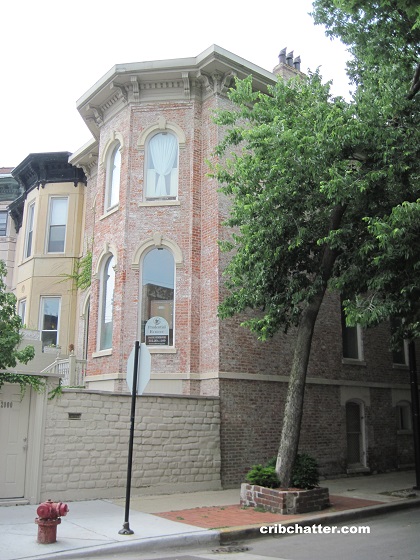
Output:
left=345, top=400, right=366, bottom=467
left=141, top=248, right=174, bottom=346
left=106, top=143, right=121, bottom=210
left=146, top=132, right=178, bottom=199
left=99, top=255, right=115, bottom=350
left=396, top=401, right=412, bottom=431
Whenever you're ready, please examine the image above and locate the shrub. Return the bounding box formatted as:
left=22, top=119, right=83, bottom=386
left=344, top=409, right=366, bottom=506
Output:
left=247, top=453, right=319, bottom=489
left=245, top=464, right=280, bottom=488
left=291, top=453, right=319, bottom=489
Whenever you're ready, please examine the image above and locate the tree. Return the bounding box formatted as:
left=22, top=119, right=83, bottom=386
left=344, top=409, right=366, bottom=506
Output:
left=312, top=0, right=420, bottom=99
left=0, top=260, right=34, bottom=370
left=312, top=1, right=420, bottom=335
left=212, top=4, right=420, bottom=487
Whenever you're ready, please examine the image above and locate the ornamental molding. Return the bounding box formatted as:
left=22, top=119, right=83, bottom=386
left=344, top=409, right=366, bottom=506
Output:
left=86, top=104, right=103, bottom=126
left=137, top=118, right=186, bottom=149
left=197, top=70, right=236, bottom=94
left=94, top=243, right=118, bottom=276
left=99, top=131, right=125, bottom=166
left=131, top=234, right=183, bottom=269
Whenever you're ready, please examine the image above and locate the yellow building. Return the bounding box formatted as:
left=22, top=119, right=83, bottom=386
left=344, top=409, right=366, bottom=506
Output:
left=9, top=153, right=86, bottom=356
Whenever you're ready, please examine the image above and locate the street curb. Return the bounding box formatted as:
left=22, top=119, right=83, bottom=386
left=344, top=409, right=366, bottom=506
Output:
left=219, top=496, right=420, bottom=544
left=20, top=497, right=420, bottom=559
left=25, top=530, right=220, bottom=560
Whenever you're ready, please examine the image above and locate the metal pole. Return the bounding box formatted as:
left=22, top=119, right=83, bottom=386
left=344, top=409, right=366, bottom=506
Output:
left=408, top=340, right=420, bottom=490
left=119, top=340, right=140, bottom=535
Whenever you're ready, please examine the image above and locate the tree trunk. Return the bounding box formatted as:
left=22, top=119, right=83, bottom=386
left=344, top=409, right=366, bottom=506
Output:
left=275, top=287, right=326, bottom=487
left=276, top=205, right=345, bottom=488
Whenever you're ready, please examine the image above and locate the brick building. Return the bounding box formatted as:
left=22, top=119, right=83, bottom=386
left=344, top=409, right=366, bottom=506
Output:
left=1, top=46, right=417, bottom=501
left=67, top=45, right=417, bottom=485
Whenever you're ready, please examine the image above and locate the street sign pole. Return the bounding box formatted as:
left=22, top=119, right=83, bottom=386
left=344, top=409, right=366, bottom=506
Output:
left=119, top=340, right=140, bottom=535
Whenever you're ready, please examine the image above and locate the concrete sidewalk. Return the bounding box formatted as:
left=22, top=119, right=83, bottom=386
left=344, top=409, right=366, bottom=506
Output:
left=1, top=470, right=419, bottom=560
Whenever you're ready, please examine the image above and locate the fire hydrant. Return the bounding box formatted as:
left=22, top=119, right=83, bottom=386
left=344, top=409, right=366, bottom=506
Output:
left=35, top=500, right=69, bottom=544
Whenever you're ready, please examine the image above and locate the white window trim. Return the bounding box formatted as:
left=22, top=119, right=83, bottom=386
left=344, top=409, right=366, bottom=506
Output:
left=105, top=142, right=121, bottom=211
left=144, top=131, right=179, bottom=201
left=39, top=296, right=61, bottom=348
left=97, top=254, right=116, bottom=352
left=18, top=299, right=27, bottom=326
left=24, top=201, right=35, bottom=259
left=46, top=196, right=68, bottom=254
left=0, top=210, right=8, bottom=237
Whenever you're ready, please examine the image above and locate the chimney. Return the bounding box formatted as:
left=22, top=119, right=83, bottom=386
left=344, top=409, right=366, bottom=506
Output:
left=278, top=48, right=287, bottom=65
left=273, top=47, right=304, bottom=81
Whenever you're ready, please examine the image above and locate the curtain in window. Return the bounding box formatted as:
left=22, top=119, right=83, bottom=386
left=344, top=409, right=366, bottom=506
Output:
left=108, top=145, right=121, bottom=208
left=149, top=134, right=177, bottom=196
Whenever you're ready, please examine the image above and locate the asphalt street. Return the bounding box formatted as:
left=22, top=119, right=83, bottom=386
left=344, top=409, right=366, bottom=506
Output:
left=79, top=507, right=420, bottom=560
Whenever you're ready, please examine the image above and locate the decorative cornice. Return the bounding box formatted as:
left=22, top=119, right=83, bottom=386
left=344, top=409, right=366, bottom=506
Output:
left=182, top=71, right=190, bottom=98
left=110, top=81, right=129, bottom=103
left=197, top=70, right=236, bottom=94
left=9, top=152, right=87, bottom=232
left=69, top=138, right=99, bottom=179
left=130, top=76, right=140, bottom=102
left=76, top=45, right=276, bottom=138
left=86, top=104, right=104, bottom=126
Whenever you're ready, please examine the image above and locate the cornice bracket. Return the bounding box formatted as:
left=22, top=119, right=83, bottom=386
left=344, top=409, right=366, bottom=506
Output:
left=130, top=76, right=140, bottom=102
left=182, top=72, right=190, bottom=99
left=86, top=104, right=104, bottom=126
left=110, top=82, right=129, bottom=103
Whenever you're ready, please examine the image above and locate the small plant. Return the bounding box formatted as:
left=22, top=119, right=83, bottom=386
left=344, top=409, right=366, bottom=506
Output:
left=245, top=464, right=280, bottom=488
left=291, top=453, right=319, bottom=489
left=253, top=505, right=268, bottom=513
left=246, top=453, right=319, bottom=489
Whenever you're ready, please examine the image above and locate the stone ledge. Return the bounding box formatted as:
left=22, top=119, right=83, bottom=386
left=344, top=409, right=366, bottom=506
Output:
left=240, top=483, right=330, bottom=514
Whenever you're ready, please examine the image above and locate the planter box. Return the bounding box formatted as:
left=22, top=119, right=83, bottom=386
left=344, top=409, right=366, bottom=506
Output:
left=240, top=483, right=330, bottom=515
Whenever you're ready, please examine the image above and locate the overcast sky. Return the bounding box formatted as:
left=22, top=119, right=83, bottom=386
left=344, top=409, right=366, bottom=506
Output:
left=1, top=0, right=352, bottom=167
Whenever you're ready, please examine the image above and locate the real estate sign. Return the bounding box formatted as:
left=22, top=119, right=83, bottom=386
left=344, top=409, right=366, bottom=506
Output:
left=145, top=316, right=169, bottom=345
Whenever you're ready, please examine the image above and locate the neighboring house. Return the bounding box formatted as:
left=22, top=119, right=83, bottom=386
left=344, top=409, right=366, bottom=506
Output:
left=0, top=167, right=21, bottom=291
left=1, top=47, right=417, bottom=504
left=9, top=152, right=86, bottom=355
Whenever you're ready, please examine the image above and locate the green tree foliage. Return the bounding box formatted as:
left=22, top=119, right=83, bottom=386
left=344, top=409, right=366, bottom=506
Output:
left=313, top=0, right=420, bottom=339
left=0, top=260, right=34, bottom=370
left=312, top=0, right=420, bottom=99
left=212, top=3, right=420, bottom=487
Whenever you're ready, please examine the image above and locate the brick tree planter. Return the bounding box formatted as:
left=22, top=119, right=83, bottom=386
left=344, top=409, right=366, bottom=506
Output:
left=240, top=483, right=330, bottom=515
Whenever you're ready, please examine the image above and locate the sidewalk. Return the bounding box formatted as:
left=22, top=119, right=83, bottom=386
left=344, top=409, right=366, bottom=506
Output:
left=1, top=470, right=419, bottom=560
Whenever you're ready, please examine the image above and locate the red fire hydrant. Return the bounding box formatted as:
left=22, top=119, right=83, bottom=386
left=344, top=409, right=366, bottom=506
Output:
left=35, top=500, right=69, bottom=544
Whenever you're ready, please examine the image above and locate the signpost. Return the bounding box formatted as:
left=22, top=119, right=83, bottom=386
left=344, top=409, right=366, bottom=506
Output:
left=119, top=341, right=151, bottom=535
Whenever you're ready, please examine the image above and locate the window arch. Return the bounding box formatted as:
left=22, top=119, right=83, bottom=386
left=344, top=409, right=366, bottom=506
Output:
left=99, top=255, right=115, bottom=350
left=106, top=142, right=121, bottom=210
left=140, top=248, right=175, bottom=346
left=145, top=132, right=178, bottom=199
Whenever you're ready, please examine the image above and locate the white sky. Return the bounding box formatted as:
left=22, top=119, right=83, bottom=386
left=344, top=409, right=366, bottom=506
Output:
left=1, top=0, right=352, bottom=167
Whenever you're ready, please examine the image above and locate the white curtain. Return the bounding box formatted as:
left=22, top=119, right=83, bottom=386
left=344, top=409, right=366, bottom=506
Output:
left=149, top=133, right=177, bottom=196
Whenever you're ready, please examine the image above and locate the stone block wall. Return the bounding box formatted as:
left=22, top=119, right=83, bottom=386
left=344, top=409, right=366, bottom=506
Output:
left=41, top=390, right=221, bottom=501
